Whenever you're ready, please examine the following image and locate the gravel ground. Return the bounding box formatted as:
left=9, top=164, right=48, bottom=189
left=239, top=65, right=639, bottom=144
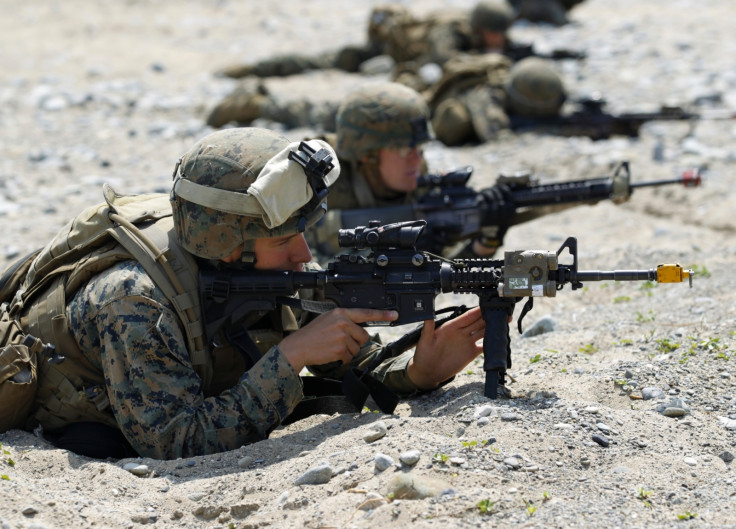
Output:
left=1, top=1, right=735, bottom=528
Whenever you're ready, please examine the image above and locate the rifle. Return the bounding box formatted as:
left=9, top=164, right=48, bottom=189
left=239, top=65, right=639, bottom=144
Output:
left=200, top=220, right=693, bottom=401
left=505, top=42, right=587, bottom=62
left=509, top=94, right=736, bottom=139
left=315, top=161, right=701, bottom=257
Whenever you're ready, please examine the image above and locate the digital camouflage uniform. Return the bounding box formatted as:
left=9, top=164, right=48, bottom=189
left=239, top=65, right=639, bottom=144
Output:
left=64, top=259, right=419, bottom=459
left=17, top=128, right=424, bottom=460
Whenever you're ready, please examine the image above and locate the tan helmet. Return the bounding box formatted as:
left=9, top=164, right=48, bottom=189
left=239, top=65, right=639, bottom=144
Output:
left=470, top=1, right=515, bottom=33
left=504, top=57, right=567, bottom=117
left=336, top=82, right=431, bottom=161
left=170, top=127, right=339, bottom=262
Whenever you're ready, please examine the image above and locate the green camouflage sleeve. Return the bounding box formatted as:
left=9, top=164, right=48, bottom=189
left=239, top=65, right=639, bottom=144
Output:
left=67, top=261, right=304, bottom=459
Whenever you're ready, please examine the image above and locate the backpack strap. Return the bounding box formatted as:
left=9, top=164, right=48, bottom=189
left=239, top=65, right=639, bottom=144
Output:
left=105, top=213, right=211, bottom=386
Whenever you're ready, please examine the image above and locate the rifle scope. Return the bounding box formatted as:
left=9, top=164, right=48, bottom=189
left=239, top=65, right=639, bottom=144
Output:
left=338, top=220, right=427, bottom=250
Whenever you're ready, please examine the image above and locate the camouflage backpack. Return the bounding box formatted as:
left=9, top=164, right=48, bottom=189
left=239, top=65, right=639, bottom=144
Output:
left=0, top=184, right=207, bottom=433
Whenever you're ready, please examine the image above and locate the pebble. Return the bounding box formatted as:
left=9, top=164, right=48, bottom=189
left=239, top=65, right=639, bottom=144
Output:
left=641, top=387, right=665, bottom=400
left=238, top=456, right=254, bottom=468
left=374, top=453, right=395, bottom=472
left=399, top=449, right=421, bottom=467
left=363, top=421, right=388, bottom=443
left=474, top=405, right=494, bottom=418
left=521, top=315, right=557, bottom=337
left=122, top=463, right=149, bottom=476
left=294, top=461, right=333, bottom=485
left=592, top=434, right=610, bottom=447
left=385, top=472, right=452, bottom=500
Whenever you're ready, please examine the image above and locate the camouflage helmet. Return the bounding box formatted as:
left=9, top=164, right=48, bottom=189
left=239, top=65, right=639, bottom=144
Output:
left=170, top=127, right=339, bottom=262
left=504, top=57, right=566, bottom=117
left=336, top=82, right=431, bottom=161
left=367, top=4, right=415, bottom=47
left=470, top=1, right=514, bottom=33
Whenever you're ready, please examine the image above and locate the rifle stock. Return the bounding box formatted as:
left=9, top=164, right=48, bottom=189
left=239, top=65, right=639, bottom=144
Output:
left=201, top=221, right=693, bottom=399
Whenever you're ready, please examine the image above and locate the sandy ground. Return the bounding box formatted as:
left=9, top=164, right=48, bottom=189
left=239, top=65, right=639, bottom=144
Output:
left=1, top=1, right=735, bottom=528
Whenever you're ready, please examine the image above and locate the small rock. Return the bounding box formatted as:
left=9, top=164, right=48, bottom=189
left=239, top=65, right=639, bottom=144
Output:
left=684, top=457, right=697, bottom=467
left=641, top=387, right=665, bottom=400
left=592, top=434, right=610, bottom=447
left=123, top=463, right=149, bottom=477
left=718, top=451, right=734, bottom=463
left=374, top=453, right=395, bottom=472
left=363, top=421, right=388, bottom=443
left=238, top=456, right=254, bottom=469
left=386, top=472, right=452, bottom=500
left=399, top=449, right=421, bottom=467
left=521, top=315, right=556, bottom=337
left=294, top=462, right=333, bottom=485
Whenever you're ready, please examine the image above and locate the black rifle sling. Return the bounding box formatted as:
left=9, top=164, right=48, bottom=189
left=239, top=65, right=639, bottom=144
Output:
left=223, top=324, right=263, bottom=370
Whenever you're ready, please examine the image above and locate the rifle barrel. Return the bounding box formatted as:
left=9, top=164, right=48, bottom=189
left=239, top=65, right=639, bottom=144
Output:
left=573, top=269, right=657, bottom=282
left=629, top=169, right=701, bottom=189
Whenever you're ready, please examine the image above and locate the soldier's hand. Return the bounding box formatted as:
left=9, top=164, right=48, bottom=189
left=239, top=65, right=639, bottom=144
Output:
left=480, top=183, right=516, bottom=226
left=279, top=308, right=398, bottom=373
left=407, top=307, right=486, bottom=390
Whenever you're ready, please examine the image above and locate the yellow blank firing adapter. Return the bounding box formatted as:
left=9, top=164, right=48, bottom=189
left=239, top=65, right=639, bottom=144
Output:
left=656, top=264, right=693, bottom=287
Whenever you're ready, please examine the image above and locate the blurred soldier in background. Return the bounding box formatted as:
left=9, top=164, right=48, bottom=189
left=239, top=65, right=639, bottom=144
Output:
left=305, top=82, right=515, bottom=261
left=429, top=56, right=567, bottom=146
left=207, top=1, right=581, bottom=129
left=207, top=56, right=567, bottom=151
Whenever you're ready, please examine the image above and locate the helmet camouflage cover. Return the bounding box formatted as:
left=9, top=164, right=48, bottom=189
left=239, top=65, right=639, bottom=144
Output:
left=171, top=127, right=339, bottom=261
left=504, top=57, right=567, bottom=117
left=336, top=82, right=432, bottom=161
left=470, top=0, right=515, bottom=33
